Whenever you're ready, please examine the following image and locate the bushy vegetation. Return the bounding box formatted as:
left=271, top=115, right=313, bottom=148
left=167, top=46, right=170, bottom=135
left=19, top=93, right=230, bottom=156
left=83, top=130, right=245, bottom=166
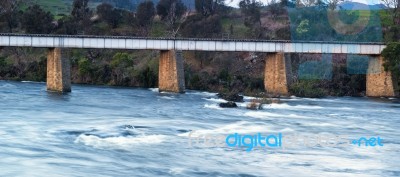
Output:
left=382, top=42, right=400, bottom=89
left=382, top=42, right=400, bottom=75
left=290, top=80, right=328, bottom=98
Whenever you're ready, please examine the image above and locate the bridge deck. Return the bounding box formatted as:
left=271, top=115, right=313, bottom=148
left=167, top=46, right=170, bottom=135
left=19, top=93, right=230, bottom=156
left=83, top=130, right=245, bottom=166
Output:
left=0, top=33, right=385, bottom=54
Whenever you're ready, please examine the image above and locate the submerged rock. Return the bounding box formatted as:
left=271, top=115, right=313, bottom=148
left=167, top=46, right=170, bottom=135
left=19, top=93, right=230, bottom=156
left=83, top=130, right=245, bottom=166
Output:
left=246, top=102, right=262, bottom=110
left=219, top=101, right=238, bottom=108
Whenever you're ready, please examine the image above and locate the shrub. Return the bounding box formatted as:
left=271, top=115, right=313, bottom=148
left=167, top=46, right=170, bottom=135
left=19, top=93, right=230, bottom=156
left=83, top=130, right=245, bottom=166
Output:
left=289, top=80, right=328, bottom=98
left=78, top=57, right=91, bottom=76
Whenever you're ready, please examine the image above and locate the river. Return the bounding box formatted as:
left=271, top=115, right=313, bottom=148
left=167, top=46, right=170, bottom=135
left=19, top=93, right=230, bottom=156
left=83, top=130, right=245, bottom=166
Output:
left=0, top=80, right=399, bottom=177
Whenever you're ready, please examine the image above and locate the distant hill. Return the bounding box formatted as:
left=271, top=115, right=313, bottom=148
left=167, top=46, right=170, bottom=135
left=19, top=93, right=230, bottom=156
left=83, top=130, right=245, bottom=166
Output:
left=338, top=1, right=387, bottom=10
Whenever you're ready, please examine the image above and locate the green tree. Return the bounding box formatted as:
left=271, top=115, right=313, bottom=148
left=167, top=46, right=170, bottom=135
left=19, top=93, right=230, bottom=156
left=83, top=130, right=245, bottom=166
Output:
left=0, top=57, right=9, bottom=76
left=111, top=53, right=134, bottom=85
left=239, top=0, right=263, bottom=38
left=382, top=42, right=400, bottom=79
left=137, top=1, right=155, bottom=36
left=137, top=66, right=158, bottom=88
left=181, top=14, right=222, bottom=38
left=296, top=19, right=310, bottom=38
left=195, top=0, right=225, bottom=17
left=111, top=53, right=133, bottom=68
left=0, top=0, right=20, bottom=32
left=380, top=0, right=400, bottom=41
left=78, top=57, right=91, bottom=76
left=21, top=5, right=54, bottom=34
left=96, top=3, right=123, bottom=28
left=71, top=0, right=92, bottom=33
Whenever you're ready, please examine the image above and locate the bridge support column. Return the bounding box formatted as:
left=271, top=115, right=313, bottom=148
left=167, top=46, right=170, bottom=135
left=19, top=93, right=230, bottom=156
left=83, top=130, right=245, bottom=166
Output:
left=159, top=50, right=185, bottom=93
left=264, top=52, right=292, bottom=95
left=47, top=48, right=71, bottom=92
left=366, top=55, right=398, bottom=97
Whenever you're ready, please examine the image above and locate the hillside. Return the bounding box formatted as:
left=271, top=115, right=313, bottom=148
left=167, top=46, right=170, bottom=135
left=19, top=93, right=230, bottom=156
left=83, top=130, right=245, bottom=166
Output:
left=24, top=0, right=102, bottom=19
left=26, top=0, right=197, bottom=16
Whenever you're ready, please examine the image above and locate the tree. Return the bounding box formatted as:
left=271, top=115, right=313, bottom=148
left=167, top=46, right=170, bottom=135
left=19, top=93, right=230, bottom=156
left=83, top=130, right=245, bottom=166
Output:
left=72, top=0, right=92, bottom=33
left=195, top=0, right=225, bottom=17
left=181, top=14, right=222, bottom=38
left=137, top=1, right=155, bottom=36
left=157, top=0, right=187, bottom=36
left=382, top=0, right=399, bottom=19
left=296, top=19, right=310, bottom=38
left=97, top=3, right=123, bottom=28
left=382, top=0, right=400, bottom=41
left=54, top=16, right=80, bottom=35
left=97, top=3, right=113, bottom=21
left=21, top=5, right=54, bottom=34
left=113, top=0, right=135, bottom=10
left=239, top=0, right=263, bottom=37
left=111, top=52, right=134, bottom=85
left=382, top=42, right=400, bottom=80
left=0, top=0, right=20, bottom=32
left=324, top=0, right=340, bottom=10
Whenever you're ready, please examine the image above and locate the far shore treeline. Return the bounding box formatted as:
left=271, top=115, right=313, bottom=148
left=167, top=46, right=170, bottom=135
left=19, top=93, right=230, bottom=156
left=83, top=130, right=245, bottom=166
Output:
left=0, top=0, right=399, bottom=97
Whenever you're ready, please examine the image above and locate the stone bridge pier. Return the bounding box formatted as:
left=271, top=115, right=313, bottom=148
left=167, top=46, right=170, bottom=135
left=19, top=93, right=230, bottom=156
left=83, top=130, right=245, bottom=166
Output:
left=158, top=50, right=185, bottom=93
left=47, top=48, right=71, bottom=92
left=366, top=55, right=398, bottom=97
left=264, top=52, right=292, bottom=96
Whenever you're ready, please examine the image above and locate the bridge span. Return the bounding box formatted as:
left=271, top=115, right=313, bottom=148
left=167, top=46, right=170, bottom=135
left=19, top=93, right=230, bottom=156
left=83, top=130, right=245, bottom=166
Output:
left=0, top=33, right=396, bottom=97
left=0, top=33, right=385, bottom=54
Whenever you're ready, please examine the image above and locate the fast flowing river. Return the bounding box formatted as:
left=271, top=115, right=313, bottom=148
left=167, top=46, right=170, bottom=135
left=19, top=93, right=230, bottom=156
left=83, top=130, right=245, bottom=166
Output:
left=0, top=80, right=399, bottom=177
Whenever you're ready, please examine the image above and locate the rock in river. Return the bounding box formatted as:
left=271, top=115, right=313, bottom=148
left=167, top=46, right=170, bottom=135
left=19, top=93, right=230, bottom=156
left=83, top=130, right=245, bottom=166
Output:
left=219, top=101, right=238, bottom=108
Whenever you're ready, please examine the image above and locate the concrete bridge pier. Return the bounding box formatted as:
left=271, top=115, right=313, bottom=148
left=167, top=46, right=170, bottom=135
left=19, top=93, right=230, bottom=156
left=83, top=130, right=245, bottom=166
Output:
left=264, top=52, right=292, bottom=96
left=366, top=55, right=398, bottom=97
left=47, top=48, right=71, bottom=92
left=159, top=50, right=185, bottom=93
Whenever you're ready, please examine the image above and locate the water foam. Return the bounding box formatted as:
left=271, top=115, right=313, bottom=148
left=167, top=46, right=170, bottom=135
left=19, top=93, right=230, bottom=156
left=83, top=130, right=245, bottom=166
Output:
left=203, top=104, right=224, bottom=110
left=149, top=88, right=159, bottom=92
left=74, top=134, right=167, bottom=149
left=178, top=121, right=272, bottom=137
left=159, top=96, right=176, bottom=100
left=202, top=98, right=227, bottom=103
left=263, top=103, right=324, bottom=110
left=244, top=111, right=308, bottom=119
left=0, top=83, right=17, bottom=89
left=185, top=91, right=217, bottom=97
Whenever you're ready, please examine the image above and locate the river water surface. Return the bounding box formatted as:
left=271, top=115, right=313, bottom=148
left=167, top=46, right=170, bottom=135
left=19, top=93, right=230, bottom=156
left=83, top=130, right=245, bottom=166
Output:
left=0, top=80, right=399, bottom=177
